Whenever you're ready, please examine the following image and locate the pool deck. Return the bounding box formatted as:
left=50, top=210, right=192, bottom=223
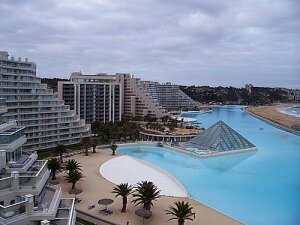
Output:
left=55, top=149, right=243, bottom=225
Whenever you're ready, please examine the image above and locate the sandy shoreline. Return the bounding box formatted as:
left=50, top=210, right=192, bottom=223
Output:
left=246, top=103, right=300, bottom=134
left=55, top=150, right=242, bottom=225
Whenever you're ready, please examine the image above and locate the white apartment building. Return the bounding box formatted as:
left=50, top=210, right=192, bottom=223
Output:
left=0, top=98, right=76, bottom=225
left=116, top=74, right=167, bottom=119
left=0, top=51, right=91, bottom=152
left=57, top=72, right=122, bottom=124
left=140, top=81, right=197, bottom=112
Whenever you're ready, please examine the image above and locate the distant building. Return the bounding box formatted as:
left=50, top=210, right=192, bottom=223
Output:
left=0, top=51, right=90, bottom=152
left=245, top=84, right=253, bottom=94
left=59, top=73, right=197, bottom=120
left=140, top=81, right=197, bottom=112
left=287, top=89, right=300, bottom=102
left=155, top=82, right=197, bottom=111
left=58, top=72, right=122, bottom=124
left=116, top=74, right=167, bottom=119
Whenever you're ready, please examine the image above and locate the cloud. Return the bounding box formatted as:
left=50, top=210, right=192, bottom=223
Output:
left=0, top=0, right=299, bottom=88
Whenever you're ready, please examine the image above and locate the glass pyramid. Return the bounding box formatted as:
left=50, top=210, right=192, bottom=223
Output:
left=187, top=120, right=256, bottom=152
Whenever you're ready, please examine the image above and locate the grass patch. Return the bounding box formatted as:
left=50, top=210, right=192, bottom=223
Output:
left=76, top=217, right=95, bottom=225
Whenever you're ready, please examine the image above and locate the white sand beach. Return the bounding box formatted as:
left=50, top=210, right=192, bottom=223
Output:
left=100, top=155, right=188, bottom=197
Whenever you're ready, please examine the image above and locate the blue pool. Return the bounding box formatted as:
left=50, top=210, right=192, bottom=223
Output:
left=117, top=106, right=300, bottom=225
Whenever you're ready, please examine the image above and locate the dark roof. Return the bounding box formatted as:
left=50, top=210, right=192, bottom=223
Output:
left=187, top=120, right=256, bottom=152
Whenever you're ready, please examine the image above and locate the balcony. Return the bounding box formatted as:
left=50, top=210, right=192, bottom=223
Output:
left=0, top=196, right=27, bottom=224
left=7, top=152, right=38, bottom=173
left=0, top=185, right=63, bottom=224
left=32, top=185, right=62, bottom=220
left=19, top=160, right=50, bottom=191
left=53, top=198, right=76, bottom=225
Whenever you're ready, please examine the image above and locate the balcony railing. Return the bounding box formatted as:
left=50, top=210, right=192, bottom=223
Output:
left=0, top=196, right=27, bottom=223
left=19, top=160, right=49, bottom=188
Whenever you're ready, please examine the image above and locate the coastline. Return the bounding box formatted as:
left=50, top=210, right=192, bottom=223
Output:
left=245, top=104, right=300, bottom=136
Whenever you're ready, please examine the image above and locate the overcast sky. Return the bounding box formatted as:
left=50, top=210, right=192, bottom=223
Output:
left=1, top=0, right=299, bottom=88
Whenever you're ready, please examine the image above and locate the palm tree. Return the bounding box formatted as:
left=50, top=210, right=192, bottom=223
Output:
left=166, top=201, right=194, bottom=225
left=110, top=143, right=118, bottom=155
left=132, top=181, right=161, bottom=210
left=65, top=170, right=83, bottom=190
left=55, top=144, right=67, bottom=163
left=91, top=138, right=98, bottom=153
left=82, top=137, right=91, bottom=156
left=65, top=159, right=82, bottom=174
left=47, top=158, right=62, bottom=180
left=111, top=183, right=133, bottom=213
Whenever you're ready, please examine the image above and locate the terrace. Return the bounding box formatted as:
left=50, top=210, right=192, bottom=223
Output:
left=0, top=185, right=63, bottom=224
left=19, top=160, right=50, bottom=190
left=7, top=152, right=38, bottom=172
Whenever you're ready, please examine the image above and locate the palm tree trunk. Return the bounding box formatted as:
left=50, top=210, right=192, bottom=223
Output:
left=85, top=147, right=89, bottom=156
left=92, top=147, right=96, bottom=153
left=144, top=202, right=151, bottom=210
left=51, top=170, right=56, bottom=180
left=121, top=197, right=127, bottom=213
left=60, top=153, right=63, bottom=163
left=178, top=219, right=184, bottom=225
left=72, top=182, right=76, bottom=190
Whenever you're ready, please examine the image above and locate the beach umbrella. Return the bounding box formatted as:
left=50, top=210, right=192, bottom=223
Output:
left=98, top=198, right=114, bottom=210
left=135, top=208, right=152, bottom=224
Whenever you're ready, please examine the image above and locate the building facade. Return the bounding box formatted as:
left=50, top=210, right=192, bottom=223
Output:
left=116, top=74, right=167, bottom=119
left=58, top=72, right=122, bottom=124
left=287, top=89, right=300, bottom=102
left=140, top=81, right=197, bottom=112
left=0, top=51, right=91, bottom=152
left=0, top=98, right=76, bottom=225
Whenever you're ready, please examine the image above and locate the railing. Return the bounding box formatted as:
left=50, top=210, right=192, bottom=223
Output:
left=0, top=197, right=27, bottom=222
left=19, top=160, right=48, bottom=188
left=7, top=153, right=37, bottom=169
left=0, top=177, right=12, bottom=191
left=55, top=198, right=76, bottom=225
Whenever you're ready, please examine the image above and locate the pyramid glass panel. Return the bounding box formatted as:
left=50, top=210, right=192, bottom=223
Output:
left=187, top=120, right=256, bottom=152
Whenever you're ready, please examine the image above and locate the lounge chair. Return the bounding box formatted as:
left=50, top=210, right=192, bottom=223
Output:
left=88, top=205, right=95, bottom=209
left=99, top=209, right=113, bottom=215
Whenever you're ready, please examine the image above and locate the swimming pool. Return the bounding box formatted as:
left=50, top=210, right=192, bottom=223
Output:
left=117, top=106, right=300, bottom=225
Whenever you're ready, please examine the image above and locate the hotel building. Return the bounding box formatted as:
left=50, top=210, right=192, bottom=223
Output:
left=0, top=51, right=91, bottom=152
left=140, top=81, right=197, bottom=112
left=116, top=74, right=167, bottom=119
left=0, top=98, right=76, bottom=225
left=58, top=72, right=122, bottom=124
left=59, top=73, right=197, bottom=120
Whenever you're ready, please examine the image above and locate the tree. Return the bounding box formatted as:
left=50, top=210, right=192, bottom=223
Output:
left=166, top=201, right=194, bottom=225
left=55, top=144, right=67, bottom=163
left=47, top=158, right=62, bottom=180
left=65, top=170, right=83, bottom=190
left=110, top=143, right=118, bottom=156
left=82, top=137, right=91, bottom=156
left=65, top=159, right=82, bottom=174
left=92, top=138, right=98, bottom=153
left=111, top=183, right=133, bottom=213
left=132, top=181, right=161, bottom=210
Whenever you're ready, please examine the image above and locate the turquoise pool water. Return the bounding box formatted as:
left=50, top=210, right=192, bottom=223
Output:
left=117, top=106, right=300, bottom=225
